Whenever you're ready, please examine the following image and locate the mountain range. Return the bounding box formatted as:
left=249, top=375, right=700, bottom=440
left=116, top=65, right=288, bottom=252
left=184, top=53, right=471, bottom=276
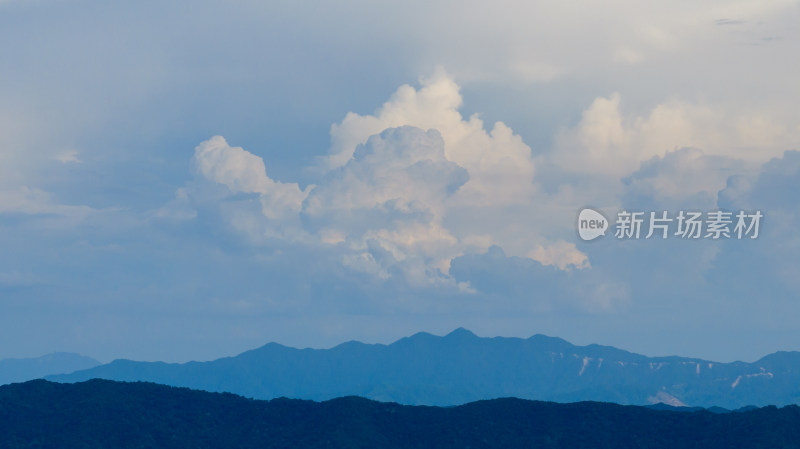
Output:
left=46, top=329, right=800, bottom=409
left=2, top=379, right=799, bottom=448
left=0, top=352, right=99, bottom=385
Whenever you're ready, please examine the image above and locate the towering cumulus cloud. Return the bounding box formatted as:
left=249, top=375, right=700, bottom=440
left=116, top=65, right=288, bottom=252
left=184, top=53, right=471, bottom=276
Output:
left=174, top=71, right=588, bottom=291
left=304, top=127, right=469, bottom=284
left=324, top=69, right=536, bottom=207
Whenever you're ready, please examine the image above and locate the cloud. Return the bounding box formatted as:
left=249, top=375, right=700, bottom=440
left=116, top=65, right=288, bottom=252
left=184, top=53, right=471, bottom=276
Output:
left=177, top=127, right=472, bottom=287
left=556, top=149, right=800, bottom=331
left=55, top=150, right=82, bottom=164
left=304, top=127, right=469, bottom=282
left=620, top=147, right=751, bottom=211
left=321, top=68, right=536, bottom=207
left=192, top=136, right=311, bottom=221
left=714, top=150, right=800, bottom=290
left=178, top=136, right=313, bottom=242
left=449, top=245, right=628, bottom=313
left=0, top=0, right=799, bottom=363
left=154, top=67, right=800, bottom=330
left=170, top=73, right=589, bottom=290
left=551, top=93, right=798, bottom=177
left=178, top=68, right=793, bottom=301
left=306, top=127, right=467, bottom=221
left=0, top=187, right=93, bottom=227
left=528, top=241, right=590, bottom=271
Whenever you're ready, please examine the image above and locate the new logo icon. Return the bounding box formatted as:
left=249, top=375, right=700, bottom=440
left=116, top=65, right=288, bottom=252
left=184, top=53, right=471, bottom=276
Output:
left=577, top=208, right=608, bottom=241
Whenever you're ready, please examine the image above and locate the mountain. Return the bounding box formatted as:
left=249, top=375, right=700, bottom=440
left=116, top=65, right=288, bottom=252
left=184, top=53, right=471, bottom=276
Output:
left=0, top=352, right=100, bottom=385
left=3, top=379, right=800, bottom=448
left=48, top=329, right=800, bottom=408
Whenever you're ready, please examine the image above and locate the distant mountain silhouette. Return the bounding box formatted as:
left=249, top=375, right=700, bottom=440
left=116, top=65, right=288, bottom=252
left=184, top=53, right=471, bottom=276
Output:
left=3, top=379, right=800, bottom=448
left=48, top=329, right=800, bottom=408
left=0, top=352, right=100, bottom=385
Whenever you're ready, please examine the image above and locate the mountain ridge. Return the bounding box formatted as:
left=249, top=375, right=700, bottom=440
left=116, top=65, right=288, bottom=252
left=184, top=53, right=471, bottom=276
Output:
left=47, top=329, right=800, bottom=408
left=0, top=352, right=100, bottom=385
left=3, top=379, right=800, bottom=448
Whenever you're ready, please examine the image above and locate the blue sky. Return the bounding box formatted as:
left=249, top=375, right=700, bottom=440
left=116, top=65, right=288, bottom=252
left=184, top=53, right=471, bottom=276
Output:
left=1, top=0, right=799, bottom=363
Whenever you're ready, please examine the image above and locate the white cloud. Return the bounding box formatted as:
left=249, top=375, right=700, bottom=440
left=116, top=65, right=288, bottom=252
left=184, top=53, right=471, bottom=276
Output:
left=179, top=136, right=314, bottom=242
left=621, top=147, right=752, bottom=210
left=173, top=68, right=797, bottom=302
left=193, top=136, right=311, bottom=221
left=528, top=241, right=590, bottom=271
left=175, top=73, right=592, bottom=289
left=0, top=186, right=93, bottom=225
left=307, top=127, right=466, bottom=220
left=551, top=93, right=798, bottom=177
left=322, top=68, right=536, bottom=207
left=305, top=127, right=469, bottom=283
left=55, top=150, right=82, bottom=164
left=313, top=73, right=603, bottom=279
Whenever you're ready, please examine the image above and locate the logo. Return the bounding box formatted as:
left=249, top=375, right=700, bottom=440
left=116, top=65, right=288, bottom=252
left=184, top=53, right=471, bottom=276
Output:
left=577, top=208, right=608, bottom=241
left=576, top=208, right=763, bottom=242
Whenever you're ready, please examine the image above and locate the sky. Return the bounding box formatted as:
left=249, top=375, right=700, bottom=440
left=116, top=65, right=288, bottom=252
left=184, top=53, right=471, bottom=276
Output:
left=1, top=0, right=799, bottom=363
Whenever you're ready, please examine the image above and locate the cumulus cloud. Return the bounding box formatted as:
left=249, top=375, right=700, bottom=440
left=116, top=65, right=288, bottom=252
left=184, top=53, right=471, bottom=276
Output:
left=304, top=127, right=468, bottom=282
left=168, top=136, right=314, bottom=242
left=306, top=127, right=467, bottom=221
left=620, top=147, right=751, bottom=211
left=171, top=72, right=589, bottom=292
left=714, top=150, right=800, bottom=289
left=551, top=93, right=798, bottom=177
left=322, top=68, right=536, bottom=207
left=193, top=136, right=311, bottom=222
left=167, top=70, right=796, bottom=315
